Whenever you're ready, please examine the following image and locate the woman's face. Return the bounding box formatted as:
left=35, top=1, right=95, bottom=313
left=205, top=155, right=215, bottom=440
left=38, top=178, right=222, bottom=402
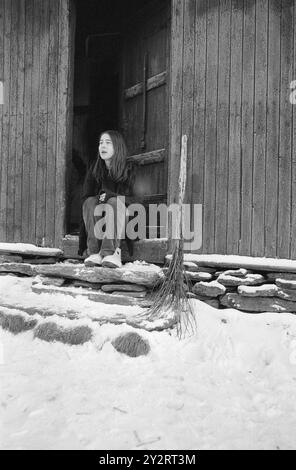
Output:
left=99, top=133, right=114, bottom=164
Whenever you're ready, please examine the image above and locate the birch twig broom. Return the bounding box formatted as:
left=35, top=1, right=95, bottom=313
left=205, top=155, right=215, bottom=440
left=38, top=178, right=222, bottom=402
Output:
left=147, top=135, right=196, bottom=337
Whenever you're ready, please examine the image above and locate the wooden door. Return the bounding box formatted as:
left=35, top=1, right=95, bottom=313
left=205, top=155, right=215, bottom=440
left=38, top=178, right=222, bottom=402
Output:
left=120, top=0, right=170, bottom=214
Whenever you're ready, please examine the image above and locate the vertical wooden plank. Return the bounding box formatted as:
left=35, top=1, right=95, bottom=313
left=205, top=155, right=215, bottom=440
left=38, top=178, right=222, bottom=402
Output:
left=45, top=0, right=58, bottom=247
left=14, top=0, right=26, bottom=242
left=35, top=0, right=49, bottom=245
left=168, top=0, right=184, bottom=207
left=29, top=0, right=41, bottom=244
left=215, top=0, right=231, bottom=254
left=181, top=0, right=195, bottom=251
left=163, top=4, right=170, bottom=193
left=240, top=0, right=256, bottom=255
left=252, top=0, right=268, bottom=256
left=65, top=0, right=75, bottom=236
left=0, top=0, right=12, bottom=241
left=227, top=0, right=243, bottom=254
left=292, top=0, right=296, bottom=258
left=145, top=6, right=169, bottom=154
left=0, top=0, right=4, bottom=237
left=55, top=0, right=71, bottom=246
left=278, top=0, right=293, bottom=257
left=192, top=0, right=207, bottom=253
left=6, top=0, right=18, bottom=241
left=22, top=0, right=33, bottom=243
left=203, top=0, right=219, bottom=253
left=265, top=0, right=281, bottom=257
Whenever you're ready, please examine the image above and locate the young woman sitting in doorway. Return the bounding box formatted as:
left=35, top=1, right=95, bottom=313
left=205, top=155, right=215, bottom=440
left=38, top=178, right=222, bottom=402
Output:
left=78, top=130, right=136, bottom=268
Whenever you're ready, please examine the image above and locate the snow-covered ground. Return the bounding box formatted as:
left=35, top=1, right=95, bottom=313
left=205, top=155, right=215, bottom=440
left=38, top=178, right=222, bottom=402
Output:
left=1, top=274, right=296, bottom=450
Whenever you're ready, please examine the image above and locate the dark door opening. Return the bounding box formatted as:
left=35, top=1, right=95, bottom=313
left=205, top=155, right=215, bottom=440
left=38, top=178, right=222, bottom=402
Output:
left=68, top=0, right=170, bottom=235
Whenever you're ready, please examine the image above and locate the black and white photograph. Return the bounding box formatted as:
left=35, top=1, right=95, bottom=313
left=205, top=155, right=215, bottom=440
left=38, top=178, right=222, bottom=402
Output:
left=0, top=0, right=296, bottom=452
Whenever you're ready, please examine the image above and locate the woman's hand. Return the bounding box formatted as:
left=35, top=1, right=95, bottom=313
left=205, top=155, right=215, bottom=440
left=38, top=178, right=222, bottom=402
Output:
left=98, top=192, right=106, bottom=203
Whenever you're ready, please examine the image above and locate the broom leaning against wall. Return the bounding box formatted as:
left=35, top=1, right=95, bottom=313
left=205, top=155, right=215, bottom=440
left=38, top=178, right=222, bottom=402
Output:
left=147, top=135, right=196, bottom=338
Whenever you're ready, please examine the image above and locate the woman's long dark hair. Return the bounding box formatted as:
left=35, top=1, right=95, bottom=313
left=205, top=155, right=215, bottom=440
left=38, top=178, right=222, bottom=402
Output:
left=92, top=130, right=129, bottom=183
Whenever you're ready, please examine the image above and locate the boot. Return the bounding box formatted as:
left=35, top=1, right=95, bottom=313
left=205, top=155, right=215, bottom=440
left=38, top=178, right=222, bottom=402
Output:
left=101, top=248, right=122, bottom=269
left=84, top=252, right=104, bottom=266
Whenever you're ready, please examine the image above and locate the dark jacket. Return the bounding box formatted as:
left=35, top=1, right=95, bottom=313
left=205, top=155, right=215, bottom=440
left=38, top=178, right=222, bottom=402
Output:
left=78, top=160, right=137, bottom=256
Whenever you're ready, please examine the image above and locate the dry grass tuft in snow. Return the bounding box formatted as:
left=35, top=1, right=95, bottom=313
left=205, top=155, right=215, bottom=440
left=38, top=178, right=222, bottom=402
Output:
left=112, top=331, right=150, bottom=357
left=0, top=310, right=38, bottom=334
left=33, top=322, right=93, bottom=345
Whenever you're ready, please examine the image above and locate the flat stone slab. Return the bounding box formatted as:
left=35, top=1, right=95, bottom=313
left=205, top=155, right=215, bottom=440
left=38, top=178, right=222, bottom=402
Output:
left=238, top=284, right=296, bottom=302
left=276, top=288, right=296, bottom=302
left=0, top=300, right=175, bottom=332
left=35, top=262, right=164, bottom=288
left=275, top=279, right=296, bottom=290
left=71, top=280, right=102, bottom=290
left=183, top=261, right=201, bottom=272
left=192, top=280, right=226, bottom=297
left=33, top=276, right=66, bottom=287
left=220, top=293, right=296, bottom=313
left=0, top=254, right=23, bottom=263
left=0, top=263, right=36, bottom=276
left=267, top=272, right=296, bottom=281
left=0, top=242, right=62, bottom=257
left=222, top=268, right=253, bottom=278
left=166, top=256, right=216, bottom=273
left=31, top=283, right=150, bottom=307
left=182, top=262, right=216, bottom=274
left=23, top=257, right=57, bottom=265
left=101, top=284, right=147, bottom=293
left=179, top=254, right=296, bottom=273
left=217, top=273, right=265, bottom=286
left=238, top=284, right=280, bottom=297
left=111, top=291, right=147, bottom=298
left=185, top=271, right=213, bottom=282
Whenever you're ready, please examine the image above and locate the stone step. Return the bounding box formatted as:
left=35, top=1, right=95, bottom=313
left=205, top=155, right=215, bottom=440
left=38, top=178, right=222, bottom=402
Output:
left=0, top=291, right=175, bottom=332
left=166, top=254, right=296, bottom=273
left=220, top=292, right=296, bottom=313
left=62, top=235, right=168, bottom=264
left=34, top=263, right=164, bottom=288
left=32, top=283, right=151, bottom=306
left=0, top=242, right=62, bottom=258
left=0, top=263, right=36, bottom=276
left=0, top=261, right=164, bottom=288
left=101, top=284, right=147, bottom=293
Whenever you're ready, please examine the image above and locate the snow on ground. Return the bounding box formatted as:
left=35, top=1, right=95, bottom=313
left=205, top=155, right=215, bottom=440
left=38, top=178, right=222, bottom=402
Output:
left=1, top=275, right=296, bottom=450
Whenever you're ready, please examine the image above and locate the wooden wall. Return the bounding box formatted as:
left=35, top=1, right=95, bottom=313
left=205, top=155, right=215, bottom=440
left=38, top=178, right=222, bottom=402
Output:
left=0, top=0, right=74, bottom=248
left=169, top=0, right=296, bottom=258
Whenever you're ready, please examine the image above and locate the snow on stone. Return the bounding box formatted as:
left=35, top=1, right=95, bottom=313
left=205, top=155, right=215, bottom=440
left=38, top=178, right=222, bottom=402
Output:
left=0, top=275, right=142, bottom=319
left=168, top=253, right=296, bottom=273
left=1, top=275, right=296, bottom=449
left=0, top=242, right=62, bottom=257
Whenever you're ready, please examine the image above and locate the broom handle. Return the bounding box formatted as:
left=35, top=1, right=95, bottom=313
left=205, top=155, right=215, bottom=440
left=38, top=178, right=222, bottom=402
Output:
left=176, top=135, right=188, bottom=240
left=178, top=135, right=187, bottom=206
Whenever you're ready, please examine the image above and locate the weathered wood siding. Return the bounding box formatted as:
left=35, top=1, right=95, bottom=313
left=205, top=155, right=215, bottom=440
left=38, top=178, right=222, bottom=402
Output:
left=0, top=0, right=74, bottom=247
left=169, top=0, right=296, bottom=258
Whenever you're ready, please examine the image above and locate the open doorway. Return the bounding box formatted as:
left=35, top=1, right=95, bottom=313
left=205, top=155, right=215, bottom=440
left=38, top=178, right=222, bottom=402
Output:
left=68, top=0, right=170, bottom=235
left=68, top=0, right=154, bottom=233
